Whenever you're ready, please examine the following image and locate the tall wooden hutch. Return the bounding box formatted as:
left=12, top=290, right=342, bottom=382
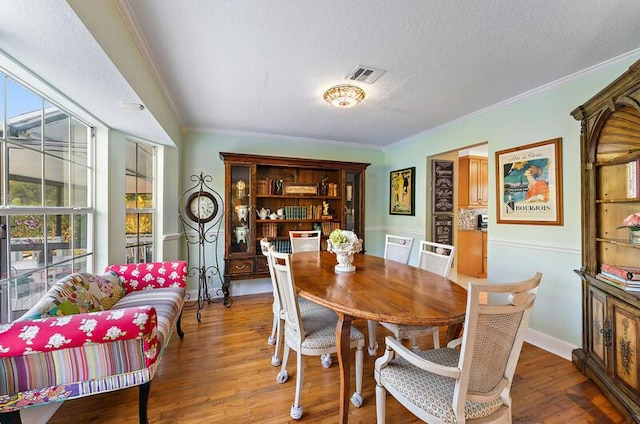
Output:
left=219, top=152, right=369, bottom=285
left=571, top=59, right=640, bottom=422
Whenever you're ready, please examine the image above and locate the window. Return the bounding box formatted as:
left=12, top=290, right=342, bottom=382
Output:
left=125, top=140, right=155, bottom=263
left=0, top=73, right=94, bottom=323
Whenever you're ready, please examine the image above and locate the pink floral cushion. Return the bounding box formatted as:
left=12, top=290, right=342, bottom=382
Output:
left=105, top=261, right=187, bottom=294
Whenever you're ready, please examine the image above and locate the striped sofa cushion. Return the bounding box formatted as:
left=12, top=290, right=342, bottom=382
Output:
left=111, top=287, right=185, bottom=351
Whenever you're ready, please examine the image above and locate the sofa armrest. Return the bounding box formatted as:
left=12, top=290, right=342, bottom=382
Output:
left=105, top=261, right=187, bottom=293
left=0, top=306, right=159, bottom=365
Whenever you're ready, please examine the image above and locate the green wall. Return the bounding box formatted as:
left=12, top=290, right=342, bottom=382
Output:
left=383, top=54, right=640, bottom=348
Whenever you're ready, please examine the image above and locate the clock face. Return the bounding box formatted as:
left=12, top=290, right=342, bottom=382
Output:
left=186, top=191, right=218, bottom=223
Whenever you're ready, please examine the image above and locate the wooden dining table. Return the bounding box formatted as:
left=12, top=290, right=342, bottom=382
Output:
left=291, top=251, right=468, bottom=424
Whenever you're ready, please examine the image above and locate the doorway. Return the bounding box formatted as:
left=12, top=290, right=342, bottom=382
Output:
left=426, top=142, right=488, bottom=284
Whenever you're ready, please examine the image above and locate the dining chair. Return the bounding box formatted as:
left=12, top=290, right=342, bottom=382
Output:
left=269, top=246, right=365, bottom=420
left=376, top=240, right=456, bottom=352
left=289, top=230, right=321, bottom=252
left=260, top=238, right=325, bottom=367
left=366, top=234, right=416, bottom=355
left=375, top=272, right=542, bottom=424
left=383, top=234, right=414, bottom=264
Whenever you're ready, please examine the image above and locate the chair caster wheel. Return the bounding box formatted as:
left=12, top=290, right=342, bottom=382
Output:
left=351, top=392, right=363, bottom=408
left=271, top=355, right=281, bottom=366
left=276, top=370, right=288, bottom=384
left=320, top=353, right=332, bottom=368
left=290, top=404, right=303, bottom=420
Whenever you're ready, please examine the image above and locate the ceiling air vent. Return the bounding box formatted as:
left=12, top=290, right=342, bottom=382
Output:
left=346, top=65, right=386, bottom=84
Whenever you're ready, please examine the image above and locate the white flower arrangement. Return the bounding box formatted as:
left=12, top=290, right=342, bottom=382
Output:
left=327, top=229, right=362, bottom=254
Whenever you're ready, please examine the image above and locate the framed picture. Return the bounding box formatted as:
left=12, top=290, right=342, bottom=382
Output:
left=390, top=167, right=415, bottom=215
left=495, top=137, right=563, bottom=225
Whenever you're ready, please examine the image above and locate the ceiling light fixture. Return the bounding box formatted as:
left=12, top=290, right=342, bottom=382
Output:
left=323, top=84, right=366, bottom=108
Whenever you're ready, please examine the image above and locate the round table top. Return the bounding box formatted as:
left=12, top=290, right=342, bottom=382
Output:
left=291, top=251, right=468, bottom=326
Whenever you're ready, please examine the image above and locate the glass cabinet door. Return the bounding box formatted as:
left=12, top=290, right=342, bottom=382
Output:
left=229, top=164, right=251, bottom=254
left=344, top=171, right=362, bottom=238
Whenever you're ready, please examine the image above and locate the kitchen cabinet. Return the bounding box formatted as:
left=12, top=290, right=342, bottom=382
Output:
left=457, top=229, right=487, bottom=278
left=458, top=156, right=488, bottom=207
left=571, top=58, right=640, bottom=421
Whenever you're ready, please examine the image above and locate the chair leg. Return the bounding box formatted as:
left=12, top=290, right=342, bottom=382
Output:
left=351, top=343, right=364, bottom=407
left=139, top=381, right=151, bottom=424
left=176, top=309, right=185, bottom=339
left=268, top=307, right=278, bottom=345
left=432, top=327, right=440, bottom=349
left=290, top=351, right=304, bottom=419
left=276, top=345, right=290, bottom=383
left=271, top=318, right=283, bottom=366
left=375, top=382, right=386, bottom=424
left=409, top=334, right=420, bottom=351
left=0, top=410, right=22, bottom=424
left=367, top=320, right=379, bottom=356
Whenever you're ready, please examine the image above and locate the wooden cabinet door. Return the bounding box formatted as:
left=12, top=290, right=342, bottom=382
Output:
left=457, top=230, right=483, bottom=277
left=468, top=158, right=480, bottom=205
left=458, top=156, right=488, bottom=207
left=479, top=158, right=488, bottom=205
left=588, top=286, right=608, bottom=368
left=610, top=298, right=640, bottom=394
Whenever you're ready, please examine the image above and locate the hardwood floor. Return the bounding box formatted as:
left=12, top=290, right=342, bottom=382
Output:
left=48, top=293, right=625, bottom=423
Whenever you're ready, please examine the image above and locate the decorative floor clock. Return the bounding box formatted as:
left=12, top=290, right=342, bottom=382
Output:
left=178, top=171, right=230, bottom=321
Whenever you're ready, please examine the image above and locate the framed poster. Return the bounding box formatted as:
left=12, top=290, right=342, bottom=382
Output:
left=495, top=138, right=563, bottom=225
left=432, top=160, right=454, bottom=213
left=390, top=167, right=415, bottom=215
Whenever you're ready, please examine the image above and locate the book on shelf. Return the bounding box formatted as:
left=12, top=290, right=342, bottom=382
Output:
left=627, top=158, right=640, bottom=198
left=601, top=263, right=640, bottom=281
left=596, top=273, right=640, bottom=292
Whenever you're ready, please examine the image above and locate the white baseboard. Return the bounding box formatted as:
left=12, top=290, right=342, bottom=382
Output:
left=525, top=327, right=578, bottom=361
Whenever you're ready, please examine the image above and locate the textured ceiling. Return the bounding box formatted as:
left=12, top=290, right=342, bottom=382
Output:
left=1, top=1, right=640, bottom=148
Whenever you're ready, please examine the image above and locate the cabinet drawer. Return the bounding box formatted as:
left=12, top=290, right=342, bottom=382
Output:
left=226, top=259, right=254, bottom=275
left=255, top=256, right=269, bottom=273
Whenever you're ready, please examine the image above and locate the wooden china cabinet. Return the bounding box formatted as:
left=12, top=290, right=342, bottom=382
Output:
left=571, top=59, right=640, bottom=422
left=219, top=152, right=369, bottom=285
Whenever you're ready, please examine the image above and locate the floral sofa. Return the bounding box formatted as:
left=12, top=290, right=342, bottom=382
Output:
left=0, top=261, right=187, bottom=424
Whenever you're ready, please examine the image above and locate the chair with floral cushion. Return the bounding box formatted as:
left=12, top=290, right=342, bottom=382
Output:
left=269, top=246, right=365, bottom=420
left=374, top=273, right=542, bottom=424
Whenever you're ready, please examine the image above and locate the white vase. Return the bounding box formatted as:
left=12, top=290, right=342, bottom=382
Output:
left=327, top=239, right=362, bottom=273
left=334, top=250, right=356, bottom=273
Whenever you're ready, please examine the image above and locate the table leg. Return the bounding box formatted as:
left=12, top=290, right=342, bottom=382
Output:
left=445, top=322, right=463, bottom=343
left=336, top=313, right=352, bottom=424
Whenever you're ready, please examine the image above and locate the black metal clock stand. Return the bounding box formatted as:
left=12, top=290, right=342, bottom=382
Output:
left=178, top=172, right=230, bottom=322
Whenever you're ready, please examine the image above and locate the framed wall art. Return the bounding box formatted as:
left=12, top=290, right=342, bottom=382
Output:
left=390, top=167, right=415, bottom=215
left=495, top=137, right=563, bottom=225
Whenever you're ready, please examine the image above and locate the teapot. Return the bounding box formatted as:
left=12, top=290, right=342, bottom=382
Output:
left=256, top=207, right=270, bottom=220
left=268, top=213, right=279, bottom=220
left=276, top=208, right=285, bottom=217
